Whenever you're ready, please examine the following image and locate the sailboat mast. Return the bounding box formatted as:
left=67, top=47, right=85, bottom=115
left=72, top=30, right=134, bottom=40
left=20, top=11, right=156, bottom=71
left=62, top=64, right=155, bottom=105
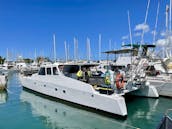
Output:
left=68, top=44, right=70, bottom=61
left=6, top=48, right=9, bottom=61
left=53, top=34, right=56, bottom=62
left=127, top=11, right=133, bottom=48
left=153, top=1, right=160, bottom=44
left=34, top=49, right=37, bottom=61
left=166, top=5, right=169, bottom=34
left=170, top=0, right=172, bottom=32
left=64, top=40, right=67, bottom=63
left=109, top=39, right=112, bottom=50
left=74, top=37, right=76, bottom=61
left=98, top=34, right=101, bottom=61
left=87, top=37, right=91, bottom=61
left=141, top=0, right=150, bottom=45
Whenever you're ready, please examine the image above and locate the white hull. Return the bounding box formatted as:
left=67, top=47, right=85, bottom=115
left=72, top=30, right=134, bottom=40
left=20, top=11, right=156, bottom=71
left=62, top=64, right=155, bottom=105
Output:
left=0, top=75, right=7, bottom=90
left=129, top=85, right=159, bottom=98
left=20, top=75, right=127, bottom=116
left=148, top=79, right=172, bottom=97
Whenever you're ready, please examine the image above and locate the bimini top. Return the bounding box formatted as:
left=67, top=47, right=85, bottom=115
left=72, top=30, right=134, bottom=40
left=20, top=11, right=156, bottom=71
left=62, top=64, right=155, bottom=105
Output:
left=103, top=48, right=138, bottom=54
left=123, top=43, right=156, bottom=48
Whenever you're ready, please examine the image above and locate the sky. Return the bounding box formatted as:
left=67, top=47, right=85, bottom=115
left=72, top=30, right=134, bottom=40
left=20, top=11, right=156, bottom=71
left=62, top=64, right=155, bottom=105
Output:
left=0, top=0, right=170, bottom=60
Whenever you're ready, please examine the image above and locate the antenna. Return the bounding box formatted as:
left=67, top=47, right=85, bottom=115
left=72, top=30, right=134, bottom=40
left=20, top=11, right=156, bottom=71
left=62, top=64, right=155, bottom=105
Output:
left=64, top=40, right=67, bottom=63
left=98, top=34, right=101, bottom=61
left=127, top=11, right=133, bottom=48
left=153, top=1, right=160, bottom=44
left=53, top=34, right=56, bottom=62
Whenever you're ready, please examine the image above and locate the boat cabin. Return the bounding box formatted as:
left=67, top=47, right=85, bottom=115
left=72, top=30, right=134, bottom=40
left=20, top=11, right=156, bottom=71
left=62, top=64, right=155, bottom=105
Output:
left=38, top=64, right=61, bottom=76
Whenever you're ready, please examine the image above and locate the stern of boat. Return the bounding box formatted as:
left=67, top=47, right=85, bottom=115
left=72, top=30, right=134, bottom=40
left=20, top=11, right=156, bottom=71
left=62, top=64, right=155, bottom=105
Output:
left=129, top=81, right=159, bottom=98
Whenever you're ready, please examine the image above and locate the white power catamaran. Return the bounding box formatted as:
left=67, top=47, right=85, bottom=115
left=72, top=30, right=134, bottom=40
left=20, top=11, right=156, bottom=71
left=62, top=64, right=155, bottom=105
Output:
left=20, top=49, right=158, bottom=117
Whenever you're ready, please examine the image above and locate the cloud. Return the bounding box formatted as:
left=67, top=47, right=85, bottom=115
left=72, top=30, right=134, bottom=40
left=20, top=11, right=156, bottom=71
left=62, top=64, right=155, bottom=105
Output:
left=156, top=39, right=166, bottom=46
left=156, top=36, right=172, bottom=47
left=160, top=31, right=166, bottom=37
left=134, top=32, right=142, bottom=37
left=121, top=35, right=128, bottom=40
left=134, top=23, right=150, bottom=32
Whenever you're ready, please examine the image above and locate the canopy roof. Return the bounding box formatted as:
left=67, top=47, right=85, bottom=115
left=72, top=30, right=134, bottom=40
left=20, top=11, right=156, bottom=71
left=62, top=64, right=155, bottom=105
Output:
left=123, top=44, right=156, bottom=48
left=103, top=48, right=138, bottom=54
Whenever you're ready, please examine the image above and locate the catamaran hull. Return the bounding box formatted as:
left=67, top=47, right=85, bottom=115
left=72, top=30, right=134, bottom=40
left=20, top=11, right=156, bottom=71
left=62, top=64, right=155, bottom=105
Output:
left=20, top=76, right=127, bottom=117
left=148, top=80, right=172, bottom=97
left=129, top=85, right=159, bottom=98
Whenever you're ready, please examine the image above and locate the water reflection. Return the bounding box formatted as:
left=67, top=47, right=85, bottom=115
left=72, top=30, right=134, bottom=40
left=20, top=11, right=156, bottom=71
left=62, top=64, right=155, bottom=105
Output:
left=20, top=89, right=172, bottom=129
left=127, top=97, right=159, bottom=120
left=20, top=90, right=136, bottom=129
left=125, top=97, right=166, bottom=129
left=0, top=91, right=8, bottom=104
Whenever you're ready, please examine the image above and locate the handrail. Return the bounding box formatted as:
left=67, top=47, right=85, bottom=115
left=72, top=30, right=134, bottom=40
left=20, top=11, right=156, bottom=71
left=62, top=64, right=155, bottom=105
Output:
left=165, top=109, right=172, bottom=116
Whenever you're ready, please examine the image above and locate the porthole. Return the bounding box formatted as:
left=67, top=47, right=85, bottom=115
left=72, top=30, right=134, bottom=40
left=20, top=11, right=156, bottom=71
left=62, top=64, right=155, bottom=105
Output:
left=44, top=84, right=46, bottom=87
left=55, top=88, right=58, bottom=91
left=91, top=94, right=94, bottom=97
left=63, top=90, right=66, bottom=93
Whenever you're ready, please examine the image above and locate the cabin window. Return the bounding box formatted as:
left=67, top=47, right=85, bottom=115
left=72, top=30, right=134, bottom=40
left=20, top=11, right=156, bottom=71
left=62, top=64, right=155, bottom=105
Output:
left=38, top=67, right=45, bottom=75
left=53, top=67, right=58, bottom=75
left=47, top=67, right=52, bottom=75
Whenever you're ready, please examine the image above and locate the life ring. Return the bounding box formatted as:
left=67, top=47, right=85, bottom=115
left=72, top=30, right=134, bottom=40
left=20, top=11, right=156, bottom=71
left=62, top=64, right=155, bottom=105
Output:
left=116, top=74, right=124, bottom=89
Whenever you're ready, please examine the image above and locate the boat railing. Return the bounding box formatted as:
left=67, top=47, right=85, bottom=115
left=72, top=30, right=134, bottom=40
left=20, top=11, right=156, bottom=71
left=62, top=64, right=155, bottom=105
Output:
left=165, top=109, right=172, bottom=116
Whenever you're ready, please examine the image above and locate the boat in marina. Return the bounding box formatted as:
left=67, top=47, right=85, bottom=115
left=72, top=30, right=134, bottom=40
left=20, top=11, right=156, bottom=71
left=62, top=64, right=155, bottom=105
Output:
left=20, top=57, right=158, bottom=117
left=145, top=63, right=172, bottom=97
left=20, top=63, right=127, bottom=116
left=105, top=43, right=172, bottom=98
left=20, top=61, right=40, bottom=76
left=2, top=61, right=14, bottom=70
left=156, top=109, right=172, bottom=129
left=0, top=74, right=7, bottom=91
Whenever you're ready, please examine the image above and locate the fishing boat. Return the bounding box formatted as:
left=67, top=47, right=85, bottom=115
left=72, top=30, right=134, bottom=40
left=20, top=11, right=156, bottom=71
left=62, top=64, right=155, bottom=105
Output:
left=110, top=43, right=172, bottom=98
left=20, top=56, right=158, bottom=117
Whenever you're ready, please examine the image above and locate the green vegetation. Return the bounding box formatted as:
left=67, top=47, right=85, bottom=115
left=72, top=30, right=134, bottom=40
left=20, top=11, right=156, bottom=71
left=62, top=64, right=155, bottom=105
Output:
left=23, top=58, right=33, bottom=64
left=36, top=57, right=52, bottom=64
left=0, top=56, right=5, bottom=64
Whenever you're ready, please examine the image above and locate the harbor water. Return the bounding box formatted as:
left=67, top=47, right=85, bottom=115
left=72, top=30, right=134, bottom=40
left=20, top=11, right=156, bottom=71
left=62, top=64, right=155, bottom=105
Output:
left=0, top=72, right=172, bottom=129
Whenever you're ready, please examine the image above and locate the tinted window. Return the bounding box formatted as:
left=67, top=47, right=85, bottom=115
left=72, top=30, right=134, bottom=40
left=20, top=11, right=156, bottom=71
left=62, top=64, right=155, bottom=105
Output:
left=47, top=68, right=51, bottom=75
left=38, top=68, right=45, bottom=75
left=63, top=65, right=79, bottom=73
left=53, top=67, right=58, bottom=75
